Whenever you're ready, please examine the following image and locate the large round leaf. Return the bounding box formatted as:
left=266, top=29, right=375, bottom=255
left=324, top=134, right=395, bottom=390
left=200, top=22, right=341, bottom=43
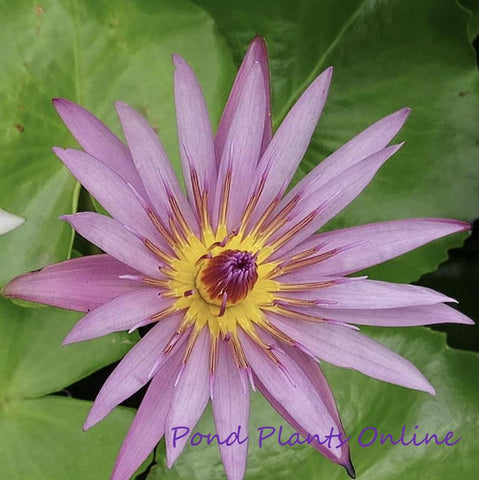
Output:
left=0, top=0, right=234, bottom=286
left=0, top=297, right=141, bottom=479
left=146, top=327, right=479, bottom=479
left=195, top=0, right=479, bottom=283
left=0, top=298, right=136, bottom=399
left=0, top=397, right=137, bottom=480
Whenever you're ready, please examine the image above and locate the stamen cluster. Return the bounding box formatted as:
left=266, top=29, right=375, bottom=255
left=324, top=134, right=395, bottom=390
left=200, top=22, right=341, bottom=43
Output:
left=198, top=249, right=259, bottom=306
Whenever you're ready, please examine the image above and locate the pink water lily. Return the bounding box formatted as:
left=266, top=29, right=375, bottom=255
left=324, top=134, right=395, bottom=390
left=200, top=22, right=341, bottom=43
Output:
left=3, top=37, right=474, bottom=480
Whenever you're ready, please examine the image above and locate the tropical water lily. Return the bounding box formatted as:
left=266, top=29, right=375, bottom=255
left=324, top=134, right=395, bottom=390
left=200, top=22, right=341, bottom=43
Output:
left=3, top=37, right=474, bottom=480
left=0, top=208, right=24, bottom=235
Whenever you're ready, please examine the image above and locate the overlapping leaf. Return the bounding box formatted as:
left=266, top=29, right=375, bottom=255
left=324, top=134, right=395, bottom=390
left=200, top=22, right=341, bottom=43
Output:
left=0, top=297, right=141, bottom=479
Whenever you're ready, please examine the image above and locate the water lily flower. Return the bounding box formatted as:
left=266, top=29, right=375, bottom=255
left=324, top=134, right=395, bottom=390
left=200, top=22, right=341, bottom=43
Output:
left=0, top=208, right=24, bottom=235
left=3, top=37, right=474, bottom=480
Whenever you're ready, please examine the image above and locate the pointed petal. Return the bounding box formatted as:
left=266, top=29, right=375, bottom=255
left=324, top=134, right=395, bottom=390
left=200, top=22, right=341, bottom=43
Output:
left=261, top=345, right=352, bottom=470
left=53, top=147, right=169, bottom=248
left=269, top=313, right=435, bottom=394
left=215, top=36, right=272, bottom=163
left=281, top=279, right=454, bottom=309
left=212, top=340, right=250, bottom=480
left=111, top=349, right=181, bottom=480
left=282, top=108, right=410, bottom=205
left=173, top=55, right=216, bottom=205
left=309, top=303, right=475, bottom=327
left=213, top=61, right=266, bottom=229
left=165, top=328, right=210, bottom=467
left=248, top=67, right=333, bottom=226
left=275, top=218, right=471, bottom=274
left=269, top=144, right=402, bottom=258
left=84, top=314, right=181, bottom=429
left=0, top=208, right=24, bottom=235
left=63, top=288, right=173, bottom=344
left=61, top=212, right=162, bottom=278
left=240, top=330, right=344, bottom=463
left=3, top=255, right=140, bottom=312
left=52, top=98, right=145, bottom=195
left=284, top=346, right=343, bottom=429
left=255, top=373, right=354, bottom=475
left=115, top=102, right=198, bottom=231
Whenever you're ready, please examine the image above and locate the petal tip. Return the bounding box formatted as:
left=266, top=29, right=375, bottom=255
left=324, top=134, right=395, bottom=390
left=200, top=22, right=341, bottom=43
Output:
left=420, top=379, right=436, bottom=396
left=52, top=146, right=65, bottom=156
left=456, top=219, right=473, bottom=231
left=52, top=97, right=70, bottom=108
left=342, top=457, right=356, bottom=479
left=172, top=53, right=186, bottom=68
left=445, top=296, right=459, bottom=304
left=247, top=35, right=268, bottom=57
left=62, top=333, right=76, bottom=346
left=83, top=417, right=95, bottom=431
left=385, top=107, right=411, bottom=127
left=58, top=214, right=73, bottom=223
left=83, top=407, right=104, bottom=431
left=2, top=279, right=16, bottom=298
left=252, top=34, right=266, bottom=43
left=247, top=35, right=269, bottom=65
left=436, top=218, right=472, bottom=232
left=165, top=454, right=175, bottom=470
left=321, top=65, right=334, bottom=82
left=114, top=100, right=129, bottom=111
left=2, top=272, right=35, bottom=300
left=394, top=107, right=411, bottom=126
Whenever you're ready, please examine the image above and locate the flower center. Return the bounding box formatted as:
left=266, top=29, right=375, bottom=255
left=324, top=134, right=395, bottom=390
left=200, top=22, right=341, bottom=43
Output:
left=196, top=249, right=259, bottom=307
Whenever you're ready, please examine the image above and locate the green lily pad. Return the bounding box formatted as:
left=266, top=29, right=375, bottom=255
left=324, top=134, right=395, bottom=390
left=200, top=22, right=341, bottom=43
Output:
left=0, top=297, right=141, bottom=479
left=0, top=0, right=234, bottom=287
left=0, top=397, right=136, bottom=480
left=0, top=297, right=137, bottom=398
left=146, top=327, right=479, bottom=480
left=459, top=0, right=479, bottom=40
left=195, top=0, right=479, bottom=283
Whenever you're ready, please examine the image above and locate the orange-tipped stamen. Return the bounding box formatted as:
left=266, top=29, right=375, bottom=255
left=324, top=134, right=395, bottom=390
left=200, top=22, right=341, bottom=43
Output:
left=245, top=328, right=282, bottom=365
left=182, top=326, right=202, bottom=364
left=268, top=210, right=318, bottom=251
left=258, top=193, right=301, bottom=238
left=269, top=304, right=327, bottom=324
left=278, top=280, right=336, bottom=291
left=143, top=277, right=170, bottom=288
left=168, top=215, right=187, bottom=243
left=218, top=168, right=232, bottom=227
left=190, top=167, right=207, bottom=229
left=229, top=334, right=249, bottom=369
left=270, top=249, right=338, bottom=277
left=273, top=296, right=321, bottom=307
left=249, top=194, right=282, bottom=238
left=239, top=174, right=267, bottom=234
left=143, top=238, right=174, bottom=265
left=209, top=334, right=218, bottom=376
left=150, top=304, right=178, bottom=322
left=146, top=208, right=177, bottom=247
left=167, top=193, right=190, bottom=239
